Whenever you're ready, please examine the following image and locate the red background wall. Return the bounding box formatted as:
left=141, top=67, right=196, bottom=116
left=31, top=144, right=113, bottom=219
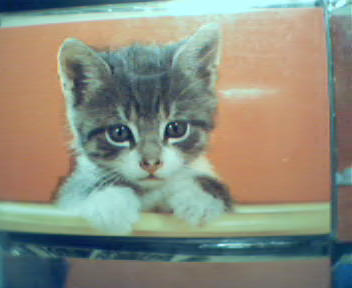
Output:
left=0, top=8, right=330, bottom=203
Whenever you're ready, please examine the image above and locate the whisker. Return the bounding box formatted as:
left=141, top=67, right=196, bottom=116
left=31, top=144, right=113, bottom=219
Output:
left=93, top=170, right=120, bottom=190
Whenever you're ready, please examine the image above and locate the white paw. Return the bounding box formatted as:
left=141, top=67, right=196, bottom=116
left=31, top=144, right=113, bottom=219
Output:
left=74, top=186, right=141, bottom=234
left=168, top=187, right=226, bottom=226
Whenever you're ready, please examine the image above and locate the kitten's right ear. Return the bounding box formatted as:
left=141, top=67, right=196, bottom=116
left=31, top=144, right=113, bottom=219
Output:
left=172, top=23, right=222, bottom=91
left=58, top=38, right=111, bottom=106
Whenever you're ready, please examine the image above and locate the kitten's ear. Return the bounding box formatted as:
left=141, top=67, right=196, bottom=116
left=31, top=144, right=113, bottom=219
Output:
left=58, top=38, right=111, bottom=106
left=172, top=23, right=222, bottom=90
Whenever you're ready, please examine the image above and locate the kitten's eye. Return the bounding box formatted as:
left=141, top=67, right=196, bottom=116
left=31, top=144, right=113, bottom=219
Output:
left=165, top=121, right=189, bottom=139
left=105, top=124, right=133, bottom=144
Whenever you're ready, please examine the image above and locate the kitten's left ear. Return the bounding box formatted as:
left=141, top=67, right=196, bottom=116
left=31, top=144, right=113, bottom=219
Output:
left=172, top=23, right=222, bottom=90
left=58, top=38, right=112, bottom=107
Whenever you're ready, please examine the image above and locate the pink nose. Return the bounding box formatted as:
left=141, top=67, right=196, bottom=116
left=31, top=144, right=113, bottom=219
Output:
left=140, top=159, right=163, bottom=174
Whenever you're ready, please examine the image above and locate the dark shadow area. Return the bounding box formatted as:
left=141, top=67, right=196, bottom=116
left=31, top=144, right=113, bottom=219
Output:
left=2, top=256, right=68, bottom=288
left=0, top=0, right=161, bottom=12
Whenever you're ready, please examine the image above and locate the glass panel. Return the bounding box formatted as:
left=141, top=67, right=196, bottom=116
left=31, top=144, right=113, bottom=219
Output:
left=0, top=1, right=335, bottom=259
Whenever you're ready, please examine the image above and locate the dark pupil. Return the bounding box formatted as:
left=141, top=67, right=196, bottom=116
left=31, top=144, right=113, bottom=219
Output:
left=165, top=121, right=187, bottom=138
left=108, top=125, right=131, bottom=142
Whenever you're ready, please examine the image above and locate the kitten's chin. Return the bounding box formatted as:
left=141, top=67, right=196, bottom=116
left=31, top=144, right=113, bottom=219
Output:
left=138, top=177, right=165, bottom=189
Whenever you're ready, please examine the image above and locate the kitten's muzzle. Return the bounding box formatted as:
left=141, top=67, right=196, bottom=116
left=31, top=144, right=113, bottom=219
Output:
left=140, top=159, right=163, bottom=174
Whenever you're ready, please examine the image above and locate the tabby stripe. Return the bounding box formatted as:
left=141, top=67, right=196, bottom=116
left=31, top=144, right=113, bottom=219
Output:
left=195, top=176, right=233, bottom=211
left=87, top=127, right=106, bottom=141
left=174, top=129, right=204, bottom=155
left=87, top=151, right=119, bottom=159
left=189, top=120, right=214, bottom=132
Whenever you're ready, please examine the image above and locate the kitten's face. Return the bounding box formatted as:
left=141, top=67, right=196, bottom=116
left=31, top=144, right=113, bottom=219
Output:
left=58, top=24, right=222, bottom=185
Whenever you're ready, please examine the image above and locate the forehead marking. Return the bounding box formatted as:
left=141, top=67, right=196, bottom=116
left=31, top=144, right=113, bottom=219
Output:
left=117, top=107, right=128, bottom=121
left=128, top=122, right=140, bottom=143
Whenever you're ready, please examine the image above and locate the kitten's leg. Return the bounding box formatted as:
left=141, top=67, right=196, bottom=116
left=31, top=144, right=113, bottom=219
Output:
left=78, top=186, right=141, bottom=234
left=58, top=184, right=141, bottom=234
left=165, top=174, right=233, bottom=226
left=196, top=176, right=233, bottom=211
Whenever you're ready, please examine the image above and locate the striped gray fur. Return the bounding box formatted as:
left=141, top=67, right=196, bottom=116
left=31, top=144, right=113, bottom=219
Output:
left=57, top=24, right=233, bottom=232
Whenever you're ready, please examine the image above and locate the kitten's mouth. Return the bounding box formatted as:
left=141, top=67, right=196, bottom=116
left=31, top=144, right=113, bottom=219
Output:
left=142, top=175, right=162, bottom=181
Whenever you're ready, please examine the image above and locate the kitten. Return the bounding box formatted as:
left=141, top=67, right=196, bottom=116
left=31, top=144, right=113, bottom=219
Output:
left=56, top=23, right=233, bottom=234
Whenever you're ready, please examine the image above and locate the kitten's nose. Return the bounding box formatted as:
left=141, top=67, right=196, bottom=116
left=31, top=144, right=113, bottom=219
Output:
left=140, top=159, right=163, bottom=174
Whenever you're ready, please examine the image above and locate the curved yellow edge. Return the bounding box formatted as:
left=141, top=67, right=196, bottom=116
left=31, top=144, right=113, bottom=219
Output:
left=0, top=202, right=330, bottom=237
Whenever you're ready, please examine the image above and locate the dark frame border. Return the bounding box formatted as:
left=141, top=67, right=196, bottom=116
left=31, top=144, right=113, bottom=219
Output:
left=325, top=1, right=339, bottom=242
left=1, top=232, right=330, bottom=258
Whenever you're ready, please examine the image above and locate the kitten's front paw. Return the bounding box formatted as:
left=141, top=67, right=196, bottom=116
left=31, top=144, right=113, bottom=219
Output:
left=77, top=186, right=141, bottom=235
left=169, top=189, right=226, bottom=226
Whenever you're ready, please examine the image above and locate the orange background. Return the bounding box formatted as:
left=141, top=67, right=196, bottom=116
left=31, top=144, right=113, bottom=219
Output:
left=0, top=8, right=330, bottom=203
